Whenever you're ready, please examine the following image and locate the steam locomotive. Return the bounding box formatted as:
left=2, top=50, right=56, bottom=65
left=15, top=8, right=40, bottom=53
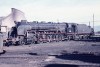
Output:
left=5, top=20, right=94, bottom=46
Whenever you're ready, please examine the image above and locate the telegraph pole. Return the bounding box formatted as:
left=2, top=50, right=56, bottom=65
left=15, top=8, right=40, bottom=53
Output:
left=89, top=21, right=90, bottom=27
left=93, top=14, right=94, bottom=31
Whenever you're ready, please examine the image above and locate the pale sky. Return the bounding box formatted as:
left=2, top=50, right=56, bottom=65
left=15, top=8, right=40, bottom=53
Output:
left=0, top=0, right=100, bottom=26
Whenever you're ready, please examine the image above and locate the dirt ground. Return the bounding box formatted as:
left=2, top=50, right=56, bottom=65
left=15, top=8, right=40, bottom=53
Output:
left=0, top=41, right=100, bottom=67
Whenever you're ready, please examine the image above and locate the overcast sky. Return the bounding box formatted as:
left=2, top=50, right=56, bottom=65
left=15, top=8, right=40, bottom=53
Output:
left=0, top=0, right=100, bottom=26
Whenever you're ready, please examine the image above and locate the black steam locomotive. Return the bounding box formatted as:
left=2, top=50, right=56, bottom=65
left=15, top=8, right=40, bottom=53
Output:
left=5, top=21, right=94, bottom=46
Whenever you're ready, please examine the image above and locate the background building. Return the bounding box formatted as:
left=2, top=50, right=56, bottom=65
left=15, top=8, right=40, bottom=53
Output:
left=0, top=8, right=26, bottom=32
